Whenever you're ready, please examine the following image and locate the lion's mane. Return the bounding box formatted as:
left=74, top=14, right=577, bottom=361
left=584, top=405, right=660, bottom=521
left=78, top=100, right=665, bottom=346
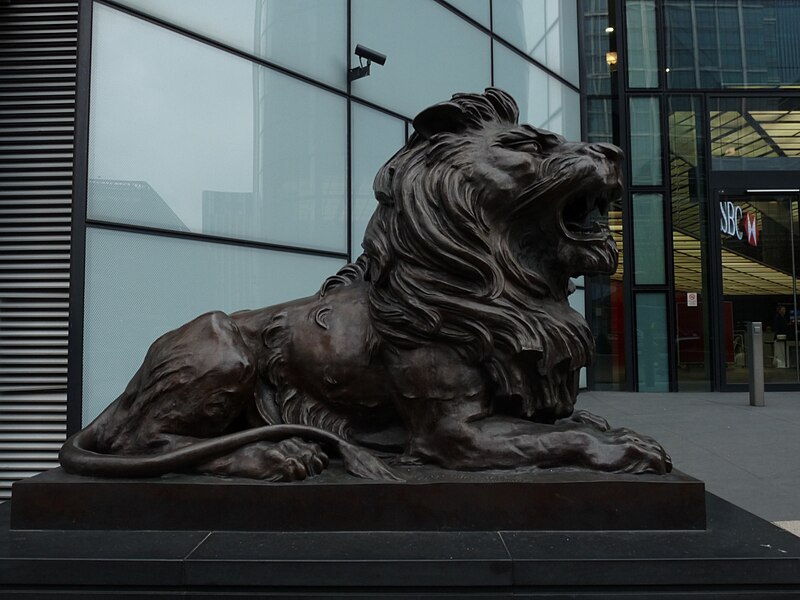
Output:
left=326, top=89, right=596, bottom=417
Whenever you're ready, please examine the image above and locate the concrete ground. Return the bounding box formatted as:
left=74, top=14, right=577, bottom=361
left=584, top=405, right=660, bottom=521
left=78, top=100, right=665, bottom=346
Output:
left=578, top=390, right=800, bottom=532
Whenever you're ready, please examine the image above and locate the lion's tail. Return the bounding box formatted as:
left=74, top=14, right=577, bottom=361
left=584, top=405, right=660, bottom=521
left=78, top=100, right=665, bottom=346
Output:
left=59, top=424, right=401, bottom=481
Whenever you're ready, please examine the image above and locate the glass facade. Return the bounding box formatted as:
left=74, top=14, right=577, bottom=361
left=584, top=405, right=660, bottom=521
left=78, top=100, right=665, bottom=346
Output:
left=629, top=96, right=663, bottom=186
left=83, top=228, right=344, bottom=421
left=80, top=0, right=583, bottom=424
left=580, top=0, right=800, bottom=393
left=73, top=0, right=800, bottom=420
left=635, top=293, right=670, bottom=391
left=664, top=0, right=800, bottom=89
left=669, top=95, right=712, bottom=391
left=632, top=193, right=665, bottom=285
left=625, top=0, right=658, bottom=88
left=582, top=0, right=625, bottom=390
left=492, top=0, right=580, bottom=86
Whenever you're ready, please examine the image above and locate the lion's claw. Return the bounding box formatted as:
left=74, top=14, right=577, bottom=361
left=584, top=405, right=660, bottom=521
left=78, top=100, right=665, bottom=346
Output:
left=220, top=437, right=330, bottom=481
left=609, top=428, right=672, bottom=474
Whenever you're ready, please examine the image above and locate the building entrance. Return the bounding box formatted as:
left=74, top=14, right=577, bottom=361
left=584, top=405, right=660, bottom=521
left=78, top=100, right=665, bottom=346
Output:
left=718, top=193, right=800, bottom=386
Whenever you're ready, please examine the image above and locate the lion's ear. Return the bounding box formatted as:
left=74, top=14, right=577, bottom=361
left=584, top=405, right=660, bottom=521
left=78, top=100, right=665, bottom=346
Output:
left=412, top=102, right=468, bottom=139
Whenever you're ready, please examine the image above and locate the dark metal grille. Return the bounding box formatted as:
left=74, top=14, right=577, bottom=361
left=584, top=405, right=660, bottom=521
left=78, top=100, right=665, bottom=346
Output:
left=0, top=0, right=77, bottom=499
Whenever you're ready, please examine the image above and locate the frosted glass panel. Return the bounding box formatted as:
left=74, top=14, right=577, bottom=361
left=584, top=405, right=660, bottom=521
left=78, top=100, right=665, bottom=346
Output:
left=351, top=0, right=491, bottom=118
left=83, top=227, right=344, bottom=424
left=445, top=0, right=490, bottom=26
left=351, top=103, right=406, bottom=259
left=493, top=42, right=581, bottom=140
left=113, top=0, right=347, bottom=89
left=492, top=0, right=580, bottom=86
left=89, top=4, right=347, bottom=252
left=636, top=293, right=669, bottom=392
left=633, top=193, right=665, bottom=284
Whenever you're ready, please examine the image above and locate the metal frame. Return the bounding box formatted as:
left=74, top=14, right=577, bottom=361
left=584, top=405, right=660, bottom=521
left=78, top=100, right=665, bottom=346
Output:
left=66, top=0, right=92, bottom=436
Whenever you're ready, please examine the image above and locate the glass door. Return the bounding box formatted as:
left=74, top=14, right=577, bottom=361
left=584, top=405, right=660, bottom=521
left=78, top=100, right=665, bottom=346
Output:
left=718, top=193, right=800, bottom=385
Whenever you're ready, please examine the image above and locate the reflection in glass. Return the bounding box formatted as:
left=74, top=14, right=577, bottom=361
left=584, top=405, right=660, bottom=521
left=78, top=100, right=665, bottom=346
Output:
left=664, top=0, right=800, bottom=89
left=669, top=95, right=712, bottom=391
left=625, top=0, right=658, bottom=88
left=112, top=0, right=348, bottom=89
left=629, top=96, right=662, bottom=185
left=89, top=5, right=347, bottom=252
left=582, top=0, right=625, bottom=389
left=493, top=42, right=581, bottom=140
left=710, top=96, right=800, bottom=172
left=589, top=193, right=625, bottom=390
left=632, top=193, right=665, bottom=284
left=444, top=0, right=490, bottom=26
left=83, top=226, right=345, bottom=424
left=351, top=0, right=491, bottom=118
left=586, top=98, right=614, bottom=145
left=491, top=0, right=580, bottom=86
left=719, top=196, right=800, bottom=385
left=351, top=104, right=405, bottom=260
left=636, top=293, right=670, bottom=392
left=581, top=0, right=614, bottom=96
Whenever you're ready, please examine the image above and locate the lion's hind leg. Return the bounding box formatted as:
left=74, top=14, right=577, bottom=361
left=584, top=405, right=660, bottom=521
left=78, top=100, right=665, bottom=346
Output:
left=79, top=311, right=329, bottom=480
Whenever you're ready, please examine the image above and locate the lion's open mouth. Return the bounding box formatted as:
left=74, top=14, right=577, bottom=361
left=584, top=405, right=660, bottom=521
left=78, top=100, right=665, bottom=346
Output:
left=560, top=185, right=619, bottom=241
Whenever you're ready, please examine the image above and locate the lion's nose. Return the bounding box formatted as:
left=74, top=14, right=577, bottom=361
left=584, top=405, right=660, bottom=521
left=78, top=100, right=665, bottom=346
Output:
left=589, top=143, right=624, bottom=162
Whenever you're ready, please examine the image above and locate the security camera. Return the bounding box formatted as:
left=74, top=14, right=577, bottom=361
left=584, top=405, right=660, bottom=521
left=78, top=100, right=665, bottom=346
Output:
left=354, top=44, right=387, bottom=66
left=349, top=44, right=387, bottom=82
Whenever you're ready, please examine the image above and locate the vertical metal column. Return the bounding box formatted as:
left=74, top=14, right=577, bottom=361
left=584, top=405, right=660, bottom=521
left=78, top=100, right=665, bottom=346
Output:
left=746, top=322, right=765, bottom=407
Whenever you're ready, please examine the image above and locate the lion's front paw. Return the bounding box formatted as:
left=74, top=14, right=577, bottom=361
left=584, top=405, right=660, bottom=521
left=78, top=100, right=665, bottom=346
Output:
left=605, top=428, right=672, bottom=474
left=220, top=437, right=330, bottom=481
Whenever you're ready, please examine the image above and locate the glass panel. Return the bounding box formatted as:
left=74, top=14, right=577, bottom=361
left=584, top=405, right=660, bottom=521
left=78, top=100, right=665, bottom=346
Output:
left=710, top=96, right=800, bottom=172
left=351, top=103, right=406, bottom=260
left=351, top=0, right=491, bottom=118
left=632, top=193, right=665, bottom=284
left=586, top=98, right=614, bottom=145
left=625, top=0, right=658, bottom=88
left=664, top=0, right=800, bottom=89
left=89, top=5, right=347, bottom=252
left=669, top=95, right=712, bottom=391
left=113, top=0, right=348, bottom=89
left=629, top=96, right=662, bottom=185
left=493, top=41, right=581, bottom=140
left=636, top=293, right=670, bottom=392
left=445, top=0, right=490, bottom=26
left=492, top=0, right=580, bottom=86
left=719, top=195, right=800, bottom=385
left=82, top=227, right=345, bottom=424
left=581, top=0, right=615, bottom=96
left=585, top=90, right=625, bottom=390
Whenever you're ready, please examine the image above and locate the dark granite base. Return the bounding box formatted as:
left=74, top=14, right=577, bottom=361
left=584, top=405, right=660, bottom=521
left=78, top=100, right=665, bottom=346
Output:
left=1, top=492, right=799, bottom=598
left=11, top=466, right=706, bottom=531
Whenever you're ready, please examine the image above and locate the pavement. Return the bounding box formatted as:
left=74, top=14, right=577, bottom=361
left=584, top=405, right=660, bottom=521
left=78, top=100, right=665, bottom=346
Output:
left=578, top=390, right=800, bottom=532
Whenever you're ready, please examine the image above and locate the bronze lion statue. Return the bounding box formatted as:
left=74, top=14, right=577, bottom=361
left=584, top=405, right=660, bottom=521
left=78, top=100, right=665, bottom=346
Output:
left=61, top=88, right=671, bottom=481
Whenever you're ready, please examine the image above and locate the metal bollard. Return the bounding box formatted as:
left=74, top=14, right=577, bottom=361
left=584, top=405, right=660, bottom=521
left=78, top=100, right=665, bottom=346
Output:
left=746, top=321, right=765, bottom=407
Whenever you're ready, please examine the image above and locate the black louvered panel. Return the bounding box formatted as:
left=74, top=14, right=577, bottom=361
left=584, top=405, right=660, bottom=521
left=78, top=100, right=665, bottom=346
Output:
left=0, top=0, right=77, bottom=500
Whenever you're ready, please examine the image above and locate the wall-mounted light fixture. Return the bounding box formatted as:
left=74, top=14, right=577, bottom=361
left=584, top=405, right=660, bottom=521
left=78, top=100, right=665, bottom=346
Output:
left=605, top=51, right=618, bottom=67
left=349, top=44, right=387, bottom=82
